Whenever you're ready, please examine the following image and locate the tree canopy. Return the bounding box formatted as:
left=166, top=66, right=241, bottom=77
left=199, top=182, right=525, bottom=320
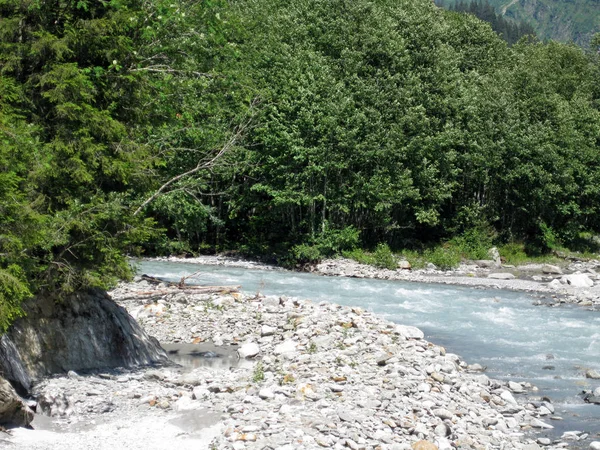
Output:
left=1, top=0, right=600, bottom=328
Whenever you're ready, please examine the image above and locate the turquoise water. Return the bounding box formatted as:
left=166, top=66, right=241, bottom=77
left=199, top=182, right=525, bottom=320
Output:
left=137, top=260, right=600, bottom=437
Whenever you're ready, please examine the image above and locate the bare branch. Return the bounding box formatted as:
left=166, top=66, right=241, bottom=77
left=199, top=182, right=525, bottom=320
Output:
left=133, top=97, right=261, bottom=216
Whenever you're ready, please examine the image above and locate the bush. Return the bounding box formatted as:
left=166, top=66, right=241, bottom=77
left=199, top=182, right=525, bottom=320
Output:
left=450, top=227, right=494, bottom=260
left=373, top=243, right=397, bottom=269
left=423, top=245, right=461, bottom=270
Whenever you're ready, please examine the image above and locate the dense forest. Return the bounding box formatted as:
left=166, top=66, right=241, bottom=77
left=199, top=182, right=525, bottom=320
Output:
left=437, top=0, right=536, bottom=45
left=1, top=0, right=600, bottom=328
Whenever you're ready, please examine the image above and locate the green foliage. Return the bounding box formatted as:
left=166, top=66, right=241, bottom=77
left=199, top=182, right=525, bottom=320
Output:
left=449, top=227, right=495, bottom=260
left=0, top=266, right=31, bottom=333
left=423, top=246, right=462, bottom=270
left=498, top=242, right=560, bottom=265
left=252, top=361, right=265, bottom=383
left=373, top=244, right=398, bottom=270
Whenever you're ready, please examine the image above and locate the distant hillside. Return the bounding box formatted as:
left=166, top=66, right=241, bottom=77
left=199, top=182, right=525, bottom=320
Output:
left=437, top=0, right=537, bottom=44
left=441, top=0, right=600, bottom=46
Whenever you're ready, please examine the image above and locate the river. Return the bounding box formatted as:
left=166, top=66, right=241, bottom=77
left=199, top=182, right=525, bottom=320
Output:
left=138, top=259, right=600, bottom=440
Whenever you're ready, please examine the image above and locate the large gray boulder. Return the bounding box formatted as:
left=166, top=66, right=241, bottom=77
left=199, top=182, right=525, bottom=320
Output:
left=0, top=375, right=33, bottom=427
left=0, top=289, right=167, bottom=395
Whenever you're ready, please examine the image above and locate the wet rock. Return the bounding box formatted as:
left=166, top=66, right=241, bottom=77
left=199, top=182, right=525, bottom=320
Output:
left=585, top=369, right=600, bottom=379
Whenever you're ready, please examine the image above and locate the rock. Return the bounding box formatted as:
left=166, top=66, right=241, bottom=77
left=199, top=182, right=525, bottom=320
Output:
left=586, top=369, right=600, bottom=379
left=537, top=438, right=552, bottom=446
left=0, top=376, right=33, bottom=427
left=192, top=386, right=210, bottom=400
left=412, top=440, right=438, bottom=450
left=488, top=247, right=501, bottom=266
left=488, top=273, right=515, bottom=280
left=562, top=274, right=594, bottom=287
left=238, top=342, right=260, bottom=358
left=274, top=340, right=297, bottom=357
left=434, top=423, right=451, bottom=437
left=508, top=381, right=524, bottom=393
left=395, top=325, right=424, bottom=340
left=398, top=260, right=412, bottom=270
left=589, top=442, right=600, bottom=450
left=474, top=260, right=497, bottom=268
left=548, top=279, right=562, bottom=288
left=542, top=264, right=563, bottom=275
left=500, top=390, right=518, bottom=405
left=530, top=418, right=554, bottom=429
left=433, top=408, right=453, bottom=420
left=426, top=263, right=437, bottom=270
left=0, top=290, right=167, bottom=394
left=260, top=325, right=276, bottom=337
left=258, top=388, right=274, bottom=399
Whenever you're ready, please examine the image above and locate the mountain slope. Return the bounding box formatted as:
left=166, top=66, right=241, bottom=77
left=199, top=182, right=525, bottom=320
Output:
left=444, top=0, right=600, bottom=46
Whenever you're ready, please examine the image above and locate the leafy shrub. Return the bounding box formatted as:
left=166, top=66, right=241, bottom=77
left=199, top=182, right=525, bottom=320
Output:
left=450, top=227, right=494, bottom=260
left=342, top=248, right=375, bottom=265
left=290, top=244, right=323, bottom=265
left=373, top=243, right=397, bottom=269
left=423, top=246, right=461, bottom=270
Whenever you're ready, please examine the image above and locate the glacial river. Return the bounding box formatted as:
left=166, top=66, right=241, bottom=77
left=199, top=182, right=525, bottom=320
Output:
left=138, top=260, right=600, bottom=439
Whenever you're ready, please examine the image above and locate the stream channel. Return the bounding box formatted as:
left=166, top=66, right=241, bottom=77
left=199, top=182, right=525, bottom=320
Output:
left=138, top=260, right=600, bottom=441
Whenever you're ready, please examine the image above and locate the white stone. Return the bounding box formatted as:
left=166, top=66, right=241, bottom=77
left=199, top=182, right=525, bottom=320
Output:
left=395, top=325, right=424, bottom=340
left=589, top=441, right=600, bottom=450
left=562, top=274, right=594, bottom=287
left=274, top=339, right=297, bottom=356
left=261, top=325, right=276, bottom=336
left=258, top=388, right=274, bottom=399
left=530, top=418, right=554, bottom=429
left=488, top=273, right=515, bottom=280
left=238, top=342, right=260, bottom=358
left=500, top=390, right=517, bottom=405
left=542, top=264, right=563, bottom=274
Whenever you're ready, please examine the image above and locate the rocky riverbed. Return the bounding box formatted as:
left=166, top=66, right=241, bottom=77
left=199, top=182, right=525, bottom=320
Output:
left=5, top=275, right=596, bottom=450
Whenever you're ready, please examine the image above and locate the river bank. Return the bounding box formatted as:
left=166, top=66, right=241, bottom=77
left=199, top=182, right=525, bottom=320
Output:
left=156, top=255, right=600, bottom=308
left=5, top=273, right=596, bottom=450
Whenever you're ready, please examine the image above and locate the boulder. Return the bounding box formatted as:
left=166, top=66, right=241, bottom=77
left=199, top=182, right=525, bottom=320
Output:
left=585, top=369, right=600, bottom=379
left=398, top=260, right=412, bottom=270
left=488, top=247, right=501, bottom=267
left=562, top=274, right=594, bottom=288
left=488, top=273, right=515, bottom=280
left=395, top=325, right=425, bottom=340
left=548, top=279, right=562, bottom=288
left=542, top=264, right=563, bottom=275
left=474, top=260, right=497, bottom=268
left=0, top=289, right=168, bottom=395
left=0, top=375, right=33, bottom=427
